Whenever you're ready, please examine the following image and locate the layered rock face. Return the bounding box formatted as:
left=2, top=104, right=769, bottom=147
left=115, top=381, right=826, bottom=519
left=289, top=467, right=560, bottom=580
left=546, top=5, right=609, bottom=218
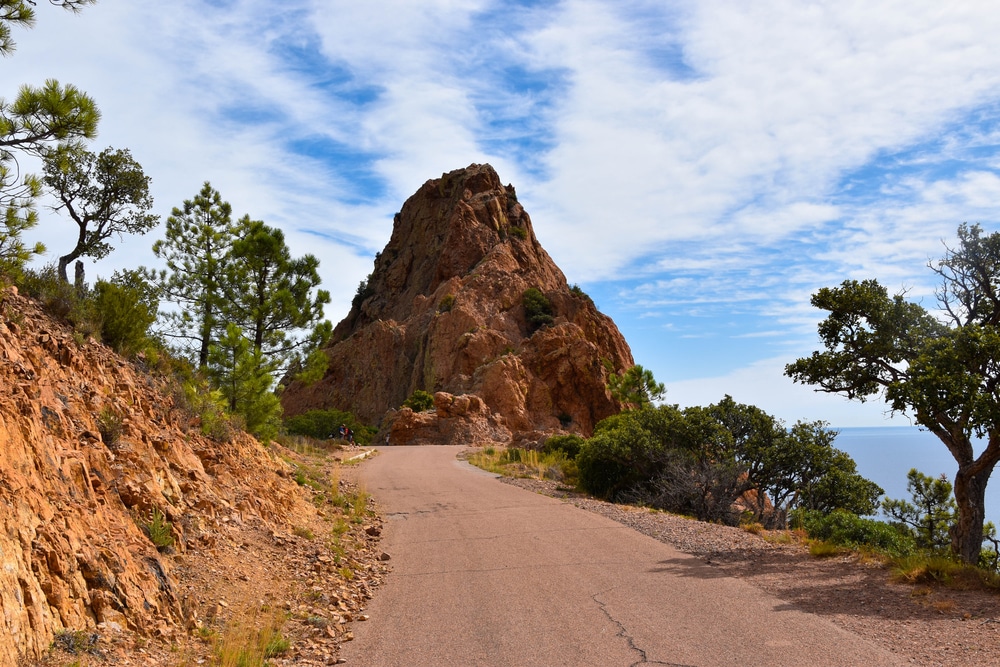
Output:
left=0, top=287, right=307, bottom=664
left=281, top=164, right=634, bottom=443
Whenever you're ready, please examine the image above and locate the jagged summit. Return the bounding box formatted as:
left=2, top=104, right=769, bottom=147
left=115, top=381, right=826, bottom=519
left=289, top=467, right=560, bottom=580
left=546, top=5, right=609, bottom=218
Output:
left=281, top=163, right=634, bottom=443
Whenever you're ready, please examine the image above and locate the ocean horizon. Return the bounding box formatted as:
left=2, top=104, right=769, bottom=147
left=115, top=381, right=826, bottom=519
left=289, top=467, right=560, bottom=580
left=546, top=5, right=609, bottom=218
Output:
left=832, top=425, right=1000, bottom=530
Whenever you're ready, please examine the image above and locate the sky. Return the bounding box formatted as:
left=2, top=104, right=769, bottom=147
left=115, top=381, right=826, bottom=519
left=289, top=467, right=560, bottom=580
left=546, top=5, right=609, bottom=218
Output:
left=6, top=0, right=1000, bottom=428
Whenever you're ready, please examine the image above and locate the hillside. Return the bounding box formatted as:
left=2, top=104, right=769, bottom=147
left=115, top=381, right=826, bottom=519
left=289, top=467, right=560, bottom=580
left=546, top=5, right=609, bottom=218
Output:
left=0, top=286, right=385, bottom=665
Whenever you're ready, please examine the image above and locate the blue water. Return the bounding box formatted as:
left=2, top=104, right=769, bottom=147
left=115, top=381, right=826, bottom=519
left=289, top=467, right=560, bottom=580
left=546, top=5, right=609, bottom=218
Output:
left=833, top=426, right=1000, bottom=528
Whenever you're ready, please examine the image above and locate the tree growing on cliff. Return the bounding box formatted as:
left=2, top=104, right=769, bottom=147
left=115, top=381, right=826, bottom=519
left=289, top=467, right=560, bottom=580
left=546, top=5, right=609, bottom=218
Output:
left=522, top=287, right=554, bottom=331
left=786, top=223, right=1000, bottom=564
left=43, top=144, right=158, bottom=282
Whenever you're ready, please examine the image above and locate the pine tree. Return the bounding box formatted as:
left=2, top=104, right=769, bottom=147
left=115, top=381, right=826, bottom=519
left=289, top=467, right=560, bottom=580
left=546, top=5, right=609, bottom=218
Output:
left=152, top=182, right=234, bottom=368
left=224, top=215, right=330, bottom=370
left=207, top=323, right=282, bottom=442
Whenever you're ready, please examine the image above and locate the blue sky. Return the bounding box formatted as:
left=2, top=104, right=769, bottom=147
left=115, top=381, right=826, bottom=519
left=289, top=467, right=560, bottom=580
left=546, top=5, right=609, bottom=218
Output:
left=7, top=0, right=1000, bottom=427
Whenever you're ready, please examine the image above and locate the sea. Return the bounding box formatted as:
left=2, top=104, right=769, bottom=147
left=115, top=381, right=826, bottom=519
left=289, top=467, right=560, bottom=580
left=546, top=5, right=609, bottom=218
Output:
left=833, top=426, right=1000, bottom=529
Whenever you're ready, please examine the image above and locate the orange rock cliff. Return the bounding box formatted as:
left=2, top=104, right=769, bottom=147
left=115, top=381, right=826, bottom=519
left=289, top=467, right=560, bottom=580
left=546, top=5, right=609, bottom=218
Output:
left=280, top=163, right=635, bottom=445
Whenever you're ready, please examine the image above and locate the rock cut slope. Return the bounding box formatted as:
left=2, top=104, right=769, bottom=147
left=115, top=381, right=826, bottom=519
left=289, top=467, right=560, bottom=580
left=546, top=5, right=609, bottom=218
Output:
left=281, top=164, right=634, bottom=443
left=0, top=287, right=308, bottom=664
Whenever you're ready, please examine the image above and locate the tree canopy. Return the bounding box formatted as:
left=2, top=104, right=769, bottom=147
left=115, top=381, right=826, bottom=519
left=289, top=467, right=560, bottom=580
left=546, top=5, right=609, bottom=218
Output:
left=786, top=223, right=1000, bottom=563
left=1, top=2, right=99, bottom=279
left=43, top=144, right=158, bottom=281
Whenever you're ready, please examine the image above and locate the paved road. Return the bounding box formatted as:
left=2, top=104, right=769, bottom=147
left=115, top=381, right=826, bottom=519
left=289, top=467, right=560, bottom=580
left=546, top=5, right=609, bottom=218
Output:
left=341, top=446, right=905, bottom=667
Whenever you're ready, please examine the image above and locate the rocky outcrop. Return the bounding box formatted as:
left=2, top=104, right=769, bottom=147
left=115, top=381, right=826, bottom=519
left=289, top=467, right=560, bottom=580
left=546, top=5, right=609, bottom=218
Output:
left=281, top=164, right=634, bottom=442
left=0, top=287, right=309, bottom=664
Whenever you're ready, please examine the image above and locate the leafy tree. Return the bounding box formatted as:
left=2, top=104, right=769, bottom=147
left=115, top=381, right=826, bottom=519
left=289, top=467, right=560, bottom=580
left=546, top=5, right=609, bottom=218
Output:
left=607, top=364, right=666, bottom=410
left=522, top=287, right=554, bottom=331
left=43, top=144, right=158, bottom=281
left=224, top=215, right=330, bottom=368
left=206, top=322, right=281, bottom=442
left=882, top=469, right=957, bottom=552
left=152, top=182, right=234, bottom=368
left=786, top=223, right=1000, bottom=563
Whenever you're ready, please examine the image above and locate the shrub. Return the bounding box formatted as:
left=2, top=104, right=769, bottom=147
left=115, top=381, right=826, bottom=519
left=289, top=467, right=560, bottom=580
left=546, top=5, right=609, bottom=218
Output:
left=284, top=408, right=373, bottom=444
left=402, top=389, right=435, bottom=412
left=794, top=509, right=916, bottom=557
left=92, top=275, right=157, bottom=355
left=509, top=225, right=527, bottom=240
left=438, top=293, right=455, bottom=313
left=522, top=287, right=554, bottom=331
left=97, top=406, right=123, bottom=449
left=542, top=434, right=584, bottom=460
left=141, top=508, right=175, bottom=551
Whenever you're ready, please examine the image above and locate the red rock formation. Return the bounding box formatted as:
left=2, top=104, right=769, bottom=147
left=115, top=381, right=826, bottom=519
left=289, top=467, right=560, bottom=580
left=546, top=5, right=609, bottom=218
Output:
left=281, top=164, right=634, bottom=443
left=0, top=287, right=308, bottom=664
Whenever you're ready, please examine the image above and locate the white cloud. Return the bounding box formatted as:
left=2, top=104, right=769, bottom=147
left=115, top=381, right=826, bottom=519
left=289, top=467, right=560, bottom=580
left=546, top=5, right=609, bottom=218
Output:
left=667, top=355, right=913, bottom=428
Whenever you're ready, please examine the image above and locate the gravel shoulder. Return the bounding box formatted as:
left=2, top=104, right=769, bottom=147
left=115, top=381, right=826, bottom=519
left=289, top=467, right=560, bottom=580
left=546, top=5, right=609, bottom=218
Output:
left=501, top=476, right=1000, bottom=667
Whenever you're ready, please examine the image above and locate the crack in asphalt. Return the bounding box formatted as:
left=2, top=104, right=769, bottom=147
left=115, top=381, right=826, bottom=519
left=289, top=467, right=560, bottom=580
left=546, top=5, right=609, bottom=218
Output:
left=592, top=590, right=697, bottom=667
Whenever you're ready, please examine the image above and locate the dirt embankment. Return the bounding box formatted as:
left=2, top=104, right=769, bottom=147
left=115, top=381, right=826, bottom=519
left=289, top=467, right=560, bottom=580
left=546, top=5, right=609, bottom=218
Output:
left=0, top=287, right=387, bottom=665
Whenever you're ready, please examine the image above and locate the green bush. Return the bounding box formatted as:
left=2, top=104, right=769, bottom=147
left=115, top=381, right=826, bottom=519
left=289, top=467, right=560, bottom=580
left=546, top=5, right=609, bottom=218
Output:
left=402, top=389, right=435, bottom=412
left=284, top=408, right=374, bottom=444
left=522, top=287, right=554, bottom=331
left=794, top=508, right=916, bottom=557
left=93, top=276, right=157, bottom=355
left=509, top=225, right=527, bottom=240
left=542, top=434, right=584, bottom=460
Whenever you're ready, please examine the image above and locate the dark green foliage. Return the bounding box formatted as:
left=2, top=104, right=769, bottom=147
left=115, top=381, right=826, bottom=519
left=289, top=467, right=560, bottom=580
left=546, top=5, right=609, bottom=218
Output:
left=569, top=283, right=593, bottom=305
left=352, top=273, right=374, bottom=310
left=795, top=509, right=916, bottom=558
left=43, top=144, right=158, bottom=282
left=542, top=434, right=584, bottom=460
left=284, top=408, right=374, bottom=445
left=786, top=223, right=1000, bottom=563
left=403, top=389, right=435, bottom=412
left=577, top=405, right=686, bottom=501
left=882, top=469, right=957, bottom=552
left=509, top=225, right=527, bottom=240
left=576, top=399, right=882, bottom=526
left=522, top=287, right=554, bottom=331
left=92, top=270, right=158, bottom=355
left=225, top=215, right=330, bottom=369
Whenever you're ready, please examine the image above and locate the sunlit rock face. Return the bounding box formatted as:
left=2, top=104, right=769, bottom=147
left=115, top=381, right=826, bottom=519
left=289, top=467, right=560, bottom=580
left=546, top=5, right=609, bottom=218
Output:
left=281, top=163, right=634, bottom=445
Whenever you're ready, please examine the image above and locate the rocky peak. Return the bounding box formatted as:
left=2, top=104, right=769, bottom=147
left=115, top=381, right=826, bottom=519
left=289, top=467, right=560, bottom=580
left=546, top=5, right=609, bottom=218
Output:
left=282, top=164, right=635, bottom=443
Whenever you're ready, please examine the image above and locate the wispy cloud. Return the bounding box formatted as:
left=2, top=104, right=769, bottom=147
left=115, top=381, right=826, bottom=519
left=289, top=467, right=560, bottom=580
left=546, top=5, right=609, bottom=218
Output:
left=7, top=0, right=1000, bottom=424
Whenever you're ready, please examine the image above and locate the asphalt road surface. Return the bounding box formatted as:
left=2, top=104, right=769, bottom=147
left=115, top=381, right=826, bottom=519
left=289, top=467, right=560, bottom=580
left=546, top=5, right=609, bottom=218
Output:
left=341, top=446, right=906, bottom=667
